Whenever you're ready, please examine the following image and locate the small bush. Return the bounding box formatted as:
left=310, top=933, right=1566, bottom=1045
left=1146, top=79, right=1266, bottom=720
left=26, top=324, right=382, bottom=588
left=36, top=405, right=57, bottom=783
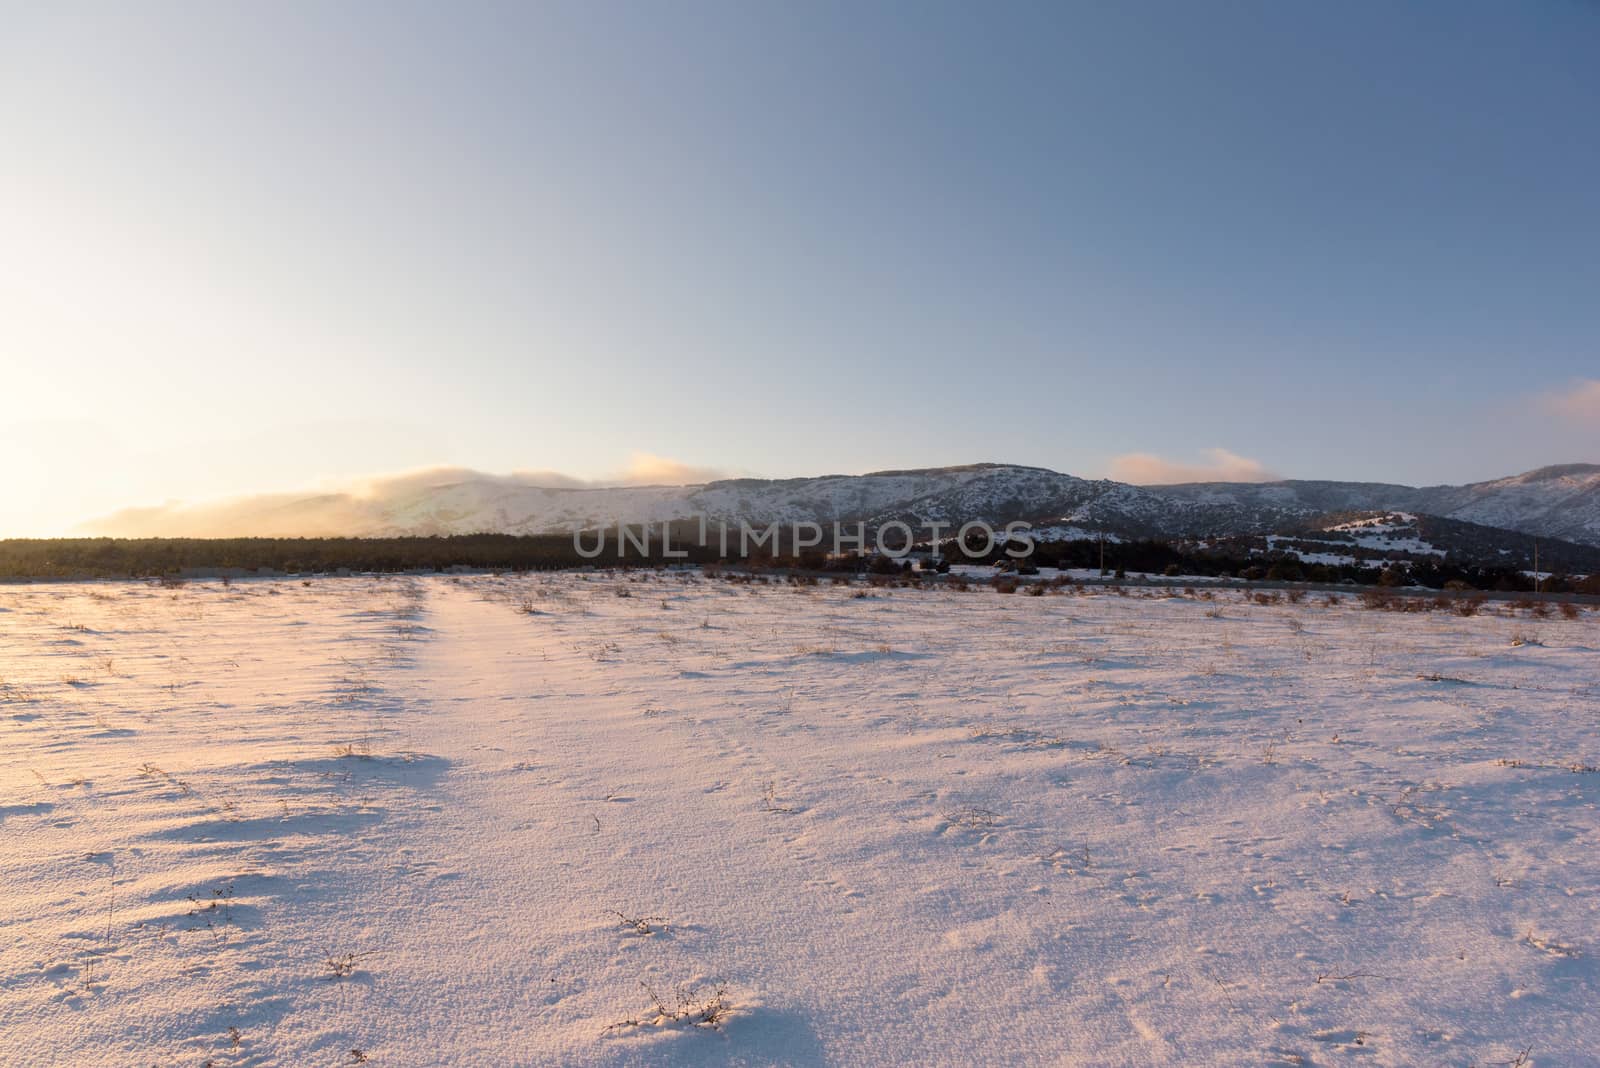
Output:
left=606, top=981, right=731, bottom=1033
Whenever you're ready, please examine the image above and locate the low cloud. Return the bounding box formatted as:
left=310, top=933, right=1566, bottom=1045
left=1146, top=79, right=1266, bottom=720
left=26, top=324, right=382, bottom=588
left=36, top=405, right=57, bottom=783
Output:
left=611, top=452, right=731, bottom=487
left=1109, top=448, right=1279, bottom=485
left=79, top=454, right=733, bottom=538
left=1545, top=378, right=1600, bottom=423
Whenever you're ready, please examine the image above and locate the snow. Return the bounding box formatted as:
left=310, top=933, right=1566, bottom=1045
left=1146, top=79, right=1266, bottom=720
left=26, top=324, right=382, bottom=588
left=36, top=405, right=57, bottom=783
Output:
left=1328, top=514, right=1420, bottom=530
left=3, top=574, right=1597, bottom=1065
left=1030, top=525, right=1122, bottom=543
left=1318, top=519, right=1444, bottom=557
left=1279, top=527, right=1447, bottom=562
left=1347, top=535, right=1445, bottom=557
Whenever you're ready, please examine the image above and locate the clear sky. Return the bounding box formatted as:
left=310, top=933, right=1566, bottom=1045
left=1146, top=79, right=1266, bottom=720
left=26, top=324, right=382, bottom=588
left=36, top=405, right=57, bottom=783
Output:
left=3, top=1, right=1598, bottom=535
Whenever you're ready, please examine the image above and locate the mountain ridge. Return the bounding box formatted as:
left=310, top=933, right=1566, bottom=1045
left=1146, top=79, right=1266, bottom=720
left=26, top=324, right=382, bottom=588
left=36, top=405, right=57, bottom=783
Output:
left=81, top=462, right=1600, bottom=554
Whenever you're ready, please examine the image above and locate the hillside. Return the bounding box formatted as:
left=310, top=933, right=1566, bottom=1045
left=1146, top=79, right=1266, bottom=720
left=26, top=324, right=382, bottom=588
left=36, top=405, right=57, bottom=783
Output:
left=82, top=464, right=1600, bottom=561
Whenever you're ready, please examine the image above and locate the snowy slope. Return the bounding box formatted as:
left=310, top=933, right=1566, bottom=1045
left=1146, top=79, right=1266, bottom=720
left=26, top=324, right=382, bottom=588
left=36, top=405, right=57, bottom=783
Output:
left=1406, top=464, right=1600, bottom=545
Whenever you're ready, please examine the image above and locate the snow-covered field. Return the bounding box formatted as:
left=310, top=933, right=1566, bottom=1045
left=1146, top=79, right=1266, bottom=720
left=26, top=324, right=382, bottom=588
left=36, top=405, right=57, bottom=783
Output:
left=3, top=573, right=1597, bottom=1066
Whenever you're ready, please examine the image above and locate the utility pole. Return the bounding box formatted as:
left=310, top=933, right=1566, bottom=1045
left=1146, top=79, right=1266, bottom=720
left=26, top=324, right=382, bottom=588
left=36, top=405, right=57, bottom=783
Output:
left=1099, top=531, right=1106, bottom=576
left=1534, top=540, right=1541, bottom=595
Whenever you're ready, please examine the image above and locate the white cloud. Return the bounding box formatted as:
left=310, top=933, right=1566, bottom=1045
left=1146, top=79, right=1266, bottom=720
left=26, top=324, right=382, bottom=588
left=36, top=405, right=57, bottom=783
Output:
left=1109, top=448, right=1279, bottom=485
left=1545, top=378, right=1600, bottom=423
left=611, top=452, right=731, bottom=487
left=78, top=455, right=734, bottom=537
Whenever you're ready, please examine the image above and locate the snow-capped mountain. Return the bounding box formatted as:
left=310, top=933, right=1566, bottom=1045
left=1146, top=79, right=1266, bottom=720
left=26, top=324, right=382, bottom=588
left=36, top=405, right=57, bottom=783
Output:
left=1139, top=464, right=1600, bottom=545
left=84, top=462, right=1600, bottom=553
left=1405, top=465, right=1600, bottom=545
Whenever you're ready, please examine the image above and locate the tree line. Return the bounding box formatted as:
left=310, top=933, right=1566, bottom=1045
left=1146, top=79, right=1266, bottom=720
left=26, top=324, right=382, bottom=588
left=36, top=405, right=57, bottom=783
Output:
left=1, top=533, right=1594, bottom=594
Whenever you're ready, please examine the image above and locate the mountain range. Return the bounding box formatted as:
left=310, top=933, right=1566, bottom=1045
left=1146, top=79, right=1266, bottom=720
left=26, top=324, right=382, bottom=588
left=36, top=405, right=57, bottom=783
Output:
left=85, top=463, right=1600, bottom=566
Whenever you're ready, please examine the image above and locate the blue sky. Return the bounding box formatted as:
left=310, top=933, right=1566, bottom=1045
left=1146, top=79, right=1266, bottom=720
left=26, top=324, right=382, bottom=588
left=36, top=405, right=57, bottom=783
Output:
left=3, top=1, right=1598, bottom=534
